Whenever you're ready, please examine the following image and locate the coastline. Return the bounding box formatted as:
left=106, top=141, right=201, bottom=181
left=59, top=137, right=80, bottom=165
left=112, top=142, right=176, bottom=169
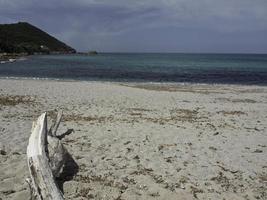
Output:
left=0, top=53, right=28, bottom=64
left=0, top=79, right=266, bottom=199
left=1, top=76, right=267, bottom=87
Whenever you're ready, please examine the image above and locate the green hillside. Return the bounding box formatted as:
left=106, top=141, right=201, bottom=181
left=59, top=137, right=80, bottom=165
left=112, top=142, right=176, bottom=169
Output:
left=0, top=22, right=76, bottom=54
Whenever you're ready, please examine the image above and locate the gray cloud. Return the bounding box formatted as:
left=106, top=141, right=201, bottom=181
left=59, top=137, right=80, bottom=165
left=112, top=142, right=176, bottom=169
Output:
left=0, top=0, right=266, bottom=53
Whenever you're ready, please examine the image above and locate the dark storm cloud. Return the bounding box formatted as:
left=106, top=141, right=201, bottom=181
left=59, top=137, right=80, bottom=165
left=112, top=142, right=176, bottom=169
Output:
left=0, top=0, right=267, bottom=53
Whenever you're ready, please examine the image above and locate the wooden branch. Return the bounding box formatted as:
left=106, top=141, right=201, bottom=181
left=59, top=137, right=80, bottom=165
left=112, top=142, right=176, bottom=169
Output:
left=27, top=112, right=64, bottom=200
left=48, top=135, right=67, bottom=178
left=49, top=110, right=63, bottom=137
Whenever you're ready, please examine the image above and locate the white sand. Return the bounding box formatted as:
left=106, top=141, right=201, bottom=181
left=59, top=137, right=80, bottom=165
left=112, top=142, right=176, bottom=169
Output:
left=0, top=79, right=266, bottom=200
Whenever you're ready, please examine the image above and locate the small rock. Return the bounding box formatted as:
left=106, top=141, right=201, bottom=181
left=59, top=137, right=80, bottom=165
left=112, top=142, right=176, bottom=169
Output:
left=124, top=141, right=131, bottom=145
left=209, top=146, right=217, bottom=151
left=166, top=157, right=172, bottom=163
left=3, top=190, right=16, bottom=195
left=176, top=167, right=182, bottom=172
left=0, top=149, right=7, bottom=155
left=213, top=132, right=219, bottom=136
left=253, top=149, right=263, bottom=153
left=149, top=191, right=160, bottom=197
left=137, top=184, right=148, bottom=190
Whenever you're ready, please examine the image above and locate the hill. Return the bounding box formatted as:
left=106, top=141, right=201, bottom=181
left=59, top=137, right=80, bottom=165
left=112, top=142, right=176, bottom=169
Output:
left=0, top=22, right=76, bottom=54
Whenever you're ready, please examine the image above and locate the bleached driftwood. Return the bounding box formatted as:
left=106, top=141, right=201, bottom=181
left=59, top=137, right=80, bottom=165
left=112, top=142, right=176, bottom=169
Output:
left=47, top=110, right=68, bottom=177
left=48, top=134, right=67, bottom=178
left=49, top=110, right=63, bottom=137
left=27, top=112, right=65, bottom=200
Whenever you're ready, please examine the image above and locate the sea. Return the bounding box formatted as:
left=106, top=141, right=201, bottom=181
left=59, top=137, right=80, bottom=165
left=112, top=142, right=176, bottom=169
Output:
left=0, top=53, right=267, bottom=85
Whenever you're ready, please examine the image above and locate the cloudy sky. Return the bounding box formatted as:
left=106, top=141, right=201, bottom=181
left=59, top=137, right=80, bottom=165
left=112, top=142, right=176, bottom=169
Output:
left=0, top=0, right=267, bottom=53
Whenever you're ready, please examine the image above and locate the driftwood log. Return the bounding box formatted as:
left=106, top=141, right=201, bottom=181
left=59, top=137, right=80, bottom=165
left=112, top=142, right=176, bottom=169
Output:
left=27, top=112, right=67, bottom=200
left=49, top=110, right=63, bottom=137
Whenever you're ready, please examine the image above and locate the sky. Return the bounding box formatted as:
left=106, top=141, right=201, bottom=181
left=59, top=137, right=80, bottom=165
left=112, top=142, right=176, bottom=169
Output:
left=0, top=0, right=267, bottom=53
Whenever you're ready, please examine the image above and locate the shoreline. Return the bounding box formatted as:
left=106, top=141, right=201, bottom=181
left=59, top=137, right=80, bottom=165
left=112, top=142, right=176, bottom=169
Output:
left=1, top=76, right=267, bottom=88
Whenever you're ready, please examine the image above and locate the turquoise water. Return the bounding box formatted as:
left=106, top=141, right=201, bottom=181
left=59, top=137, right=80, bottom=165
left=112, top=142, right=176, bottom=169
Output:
left=0, top=53, right=267, bottom=85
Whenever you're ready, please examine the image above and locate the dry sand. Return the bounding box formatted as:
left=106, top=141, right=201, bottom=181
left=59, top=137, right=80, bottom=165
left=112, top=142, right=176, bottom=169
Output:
left=0, top=79, right=266, bottom=200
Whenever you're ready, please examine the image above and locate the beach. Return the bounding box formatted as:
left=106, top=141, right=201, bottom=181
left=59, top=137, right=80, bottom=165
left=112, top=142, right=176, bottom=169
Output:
left=0, top=79, right=266, bottom=199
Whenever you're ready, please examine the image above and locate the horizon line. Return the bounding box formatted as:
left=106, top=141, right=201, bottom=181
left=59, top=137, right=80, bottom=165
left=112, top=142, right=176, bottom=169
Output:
left=77, top=51, right=267, bottom=55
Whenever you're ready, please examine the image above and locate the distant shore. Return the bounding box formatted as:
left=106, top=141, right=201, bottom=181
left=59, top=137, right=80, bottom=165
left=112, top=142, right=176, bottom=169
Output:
left=0, top=53, right=27, bottom=63
left=0, top=52, right=75, bottom=64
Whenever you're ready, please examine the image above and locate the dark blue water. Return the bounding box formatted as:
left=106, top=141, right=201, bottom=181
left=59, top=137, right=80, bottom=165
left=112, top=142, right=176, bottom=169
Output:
left=1, top=53, right=267, bottom=85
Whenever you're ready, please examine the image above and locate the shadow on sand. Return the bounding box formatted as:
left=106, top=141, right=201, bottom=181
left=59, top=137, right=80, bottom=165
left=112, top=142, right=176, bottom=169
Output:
left=56, top=129, right=79, bottom=193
